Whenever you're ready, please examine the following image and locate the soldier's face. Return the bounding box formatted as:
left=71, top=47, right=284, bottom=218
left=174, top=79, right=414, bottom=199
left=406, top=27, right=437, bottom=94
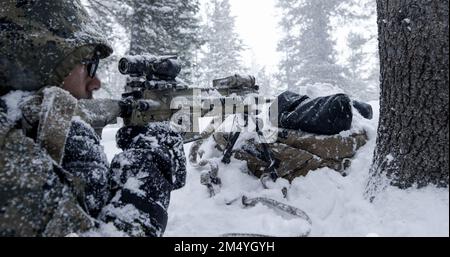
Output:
left=62, top=64, right=101, bottom=99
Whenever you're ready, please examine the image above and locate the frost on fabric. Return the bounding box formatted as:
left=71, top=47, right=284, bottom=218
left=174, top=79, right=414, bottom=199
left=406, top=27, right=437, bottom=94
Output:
left=81, top=222, right=128, bottom=237
left=124, top=177, right=146, bottom=198
left=0, top=90, right=34, bottom=122
left=62, top=118, right=111, bottom=215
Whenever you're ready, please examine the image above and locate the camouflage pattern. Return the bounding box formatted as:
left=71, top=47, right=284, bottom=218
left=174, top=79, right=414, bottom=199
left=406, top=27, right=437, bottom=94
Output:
left=0, top=0, right=113, bottom=92
left=0, top=113, right=94, bottom=236
left=38, top=87, right=78, bottom=164
left=214, top=129, right=368, bottom=181
left=0, top=0, right=112, bottom=236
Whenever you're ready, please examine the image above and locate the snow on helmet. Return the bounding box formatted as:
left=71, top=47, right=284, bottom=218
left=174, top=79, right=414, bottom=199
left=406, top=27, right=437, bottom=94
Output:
left=0, top=0, right=113, bottom=93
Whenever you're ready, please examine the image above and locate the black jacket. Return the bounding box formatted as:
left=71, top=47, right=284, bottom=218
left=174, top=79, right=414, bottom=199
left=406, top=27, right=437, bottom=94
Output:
left=272, top=91, right=353, bottom=135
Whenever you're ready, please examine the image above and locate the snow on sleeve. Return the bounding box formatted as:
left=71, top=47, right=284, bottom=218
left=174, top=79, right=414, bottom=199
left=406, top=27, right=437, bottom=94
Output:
left=0, top=90, right=34, bottom=122
left=124, top=176, right=146, bottom=198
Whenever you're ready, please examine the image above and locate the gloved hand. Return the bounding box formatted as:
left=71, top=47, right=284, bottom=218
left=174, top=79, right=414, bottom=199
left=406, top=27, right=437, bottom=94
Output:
left=62, top=119, right=111, bottom=217
left=115, top=122, right=186, bottom=190
left=352, top=100, right=373, bottom=120
left=100, top=122, right=186, bottom=237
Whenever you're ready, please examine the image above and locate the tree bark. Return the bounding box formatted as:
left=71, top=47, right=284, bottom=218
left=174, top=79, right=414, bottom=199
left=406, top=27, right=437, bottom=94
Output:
left=368, top=0, right=449, bottom=194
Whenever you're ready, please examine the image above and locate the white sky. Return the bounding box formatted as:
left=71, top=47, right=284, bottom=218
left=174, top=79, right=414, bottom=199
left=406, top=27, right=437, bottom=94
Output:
left=229, top=0, right=281, bottom=72
left=199, top=0, right=282, bottom=73
left=226, top=0, right=378, bottom=76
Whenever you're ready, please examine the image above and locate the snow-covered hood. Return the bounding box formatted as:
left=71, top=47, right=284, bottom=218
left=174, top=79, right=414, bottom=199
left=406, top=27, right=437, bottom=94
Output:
left=0, top=0, right=113, bottom=93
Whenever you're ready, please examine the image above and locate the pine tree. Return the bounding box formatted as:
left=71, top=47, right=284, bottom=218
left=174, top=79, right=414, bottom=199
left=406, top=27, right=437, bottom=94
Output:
left=82, top=0, right=132, bottom=98
left=345, top=31, right=379, bottom=101
left=84, top=0, right=203, bottom=85
left=276, top=0, right=347, bottom=93
left=249, top=53, right=278, bottom=96
left=256, top=67, right=278, bottom=96
left=347, top=32, right=367, bottom=79
left=339, top=0, right=380, bottom=101
left=127, top=0, right=203, bottom=83
left=196, top=0, right=245, bottom=87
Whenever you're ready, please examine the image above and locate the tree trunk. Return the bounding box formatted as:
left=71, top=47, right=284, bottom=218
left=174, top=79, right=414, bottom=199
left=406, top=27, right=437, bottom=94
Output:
left=368, top=0, right=449, bottom=194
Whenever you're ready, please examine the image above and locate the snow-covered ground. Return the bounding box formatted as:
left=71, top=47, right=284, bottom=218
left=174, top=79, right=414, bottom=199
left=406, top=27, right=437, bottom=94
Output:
left=101, top=100, right=449, bottom=237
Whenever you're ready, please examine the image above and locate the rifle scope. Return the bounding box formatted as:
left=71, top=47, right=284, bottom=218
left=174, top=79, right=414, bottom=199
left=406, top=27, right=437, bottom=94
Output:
left=119, top=55, right=181, bottom=80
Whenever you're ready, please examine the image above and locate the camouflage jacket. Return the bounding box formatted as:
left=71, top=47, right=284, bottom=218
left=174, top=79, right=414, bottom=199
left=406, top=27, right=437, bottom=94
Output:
left=1, top=0, right=187, bottom=237
left=0, top=95, right=95, bottom=236
left=0, top=0, right=108, bottom=236
left=1, top=96, right=187, bottom=237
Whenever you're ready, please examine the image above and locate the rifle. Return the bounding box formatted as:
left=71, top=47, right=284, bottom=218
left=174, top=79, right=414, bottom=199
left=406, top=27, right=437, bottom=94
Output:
left=95, top=57, right=309, bottom=234
left=20, top=54, right=280, bottom=192
left=114, top=54, right=280, bottom=187
left=115, top=54, right=260, bottom=140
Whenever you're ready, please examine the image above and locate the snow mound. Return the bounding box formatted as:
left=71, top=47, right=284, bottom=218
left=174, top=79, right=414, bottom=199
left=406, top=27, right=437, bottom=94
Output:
left=101, top=101, right=449, bottom=237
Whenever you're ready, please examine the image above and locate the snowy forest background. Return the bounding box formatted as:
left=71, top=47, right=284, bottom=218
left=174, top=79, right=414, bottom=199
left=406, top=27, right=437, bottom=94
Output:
left=81, top=0, right=379, bottom=102
left=78, top=0, right=449, bottom=236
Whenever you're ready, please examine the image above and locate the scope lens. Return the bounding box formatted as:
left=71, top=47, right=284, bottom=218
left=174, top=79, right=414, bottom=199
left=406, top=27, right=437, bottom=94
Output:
left=118, top=58, right=129, bottom=74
